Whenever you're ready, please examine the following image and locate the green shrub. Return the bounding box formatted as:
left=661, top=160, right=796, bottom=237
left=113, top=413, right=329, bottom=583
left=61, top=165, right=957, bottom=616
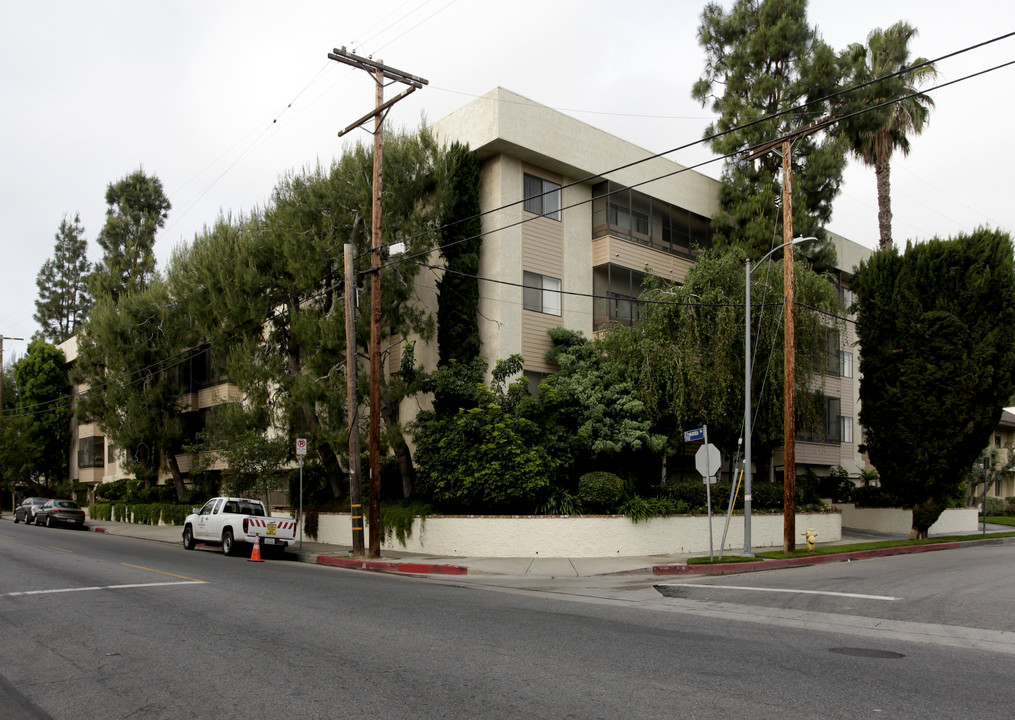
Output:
left=577, top=472, right=628, bottom=512
left=160, top=505, right=189, bottom=526
left=378, top=501, right=431, bottom=547
left=818, top=466, right=855, bottom=503
left=536, top=488, right=582, bottom=516
left=130, top=503, right=161, bottom=525
left=413, top=404, right=554, bottom=512
left=984, top=497, right=1005, bottom=516
left=1005, top=497, right=1015, bottom=516
left=852, top=485, right=899, bottom=508
left=303, top=510, right=319, bottom=541
left=89, top=503, right=112, bottom=521
left=619, top=496, right=678, bottom=523
left=94, top=502, right=190, bottom=525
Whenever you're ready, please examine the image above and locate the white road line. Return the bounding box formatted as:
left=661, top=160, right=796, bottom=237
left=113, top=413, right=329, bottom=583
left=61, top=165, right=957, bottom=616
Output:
left=4, top=581, right=205, bottom=597
left=660, top=582, right=899, bottom=601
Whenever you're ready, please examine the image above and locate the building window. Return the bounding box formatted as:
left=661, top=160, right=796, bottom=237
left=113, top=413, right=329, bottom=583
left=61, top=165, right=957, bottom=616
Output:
left=78, top=436, right=105, bottom=469
left=523, top=371, right=550, bottom=396
left=523, top=174, right=561, bottom=220
left=106, top=442, right=116, bottom=465
left=996, top=434, right=1003, bottom=448
left=797, top=395, right=841, bottom=444
left=821, top=327, right=841, bottom=376
left=523, top=272, right=561, bottom=315
left=841, top=416, right=853, bottom=444
left=608, top=204, right=649, bottom=237
left=841, top=350, right=853, bottom=378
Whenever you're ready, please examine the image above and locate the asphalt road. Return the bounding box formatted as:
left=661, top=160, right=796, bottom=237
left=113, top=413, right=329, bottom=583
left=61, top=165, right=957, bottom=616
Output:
left=2, top=521, right=1013, bottom=719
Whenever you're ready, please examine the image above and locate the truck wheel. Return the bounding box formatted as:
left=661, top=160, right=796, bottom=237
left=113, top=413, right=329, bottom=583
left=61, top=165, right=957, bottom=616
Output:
left=183, top=525, right=196, bottom=550
left=222, top=529, right=235, bottom=556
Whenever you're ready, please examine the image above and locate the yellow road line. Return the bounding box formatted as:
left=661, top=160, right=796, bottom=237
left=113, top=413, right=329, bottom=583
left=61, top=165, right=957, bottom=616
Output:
left=0, top=534, right=12, bottom=540
left=49, top=547, right=73, bottom=553
left=121, top=563, right=207, bottom=583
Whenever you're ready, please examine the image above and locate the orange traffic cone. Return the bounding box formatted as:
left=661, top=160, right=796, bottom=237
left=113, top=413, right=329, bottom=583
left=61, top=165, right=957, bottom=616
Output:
left=249, top=537, right=264, bottom=562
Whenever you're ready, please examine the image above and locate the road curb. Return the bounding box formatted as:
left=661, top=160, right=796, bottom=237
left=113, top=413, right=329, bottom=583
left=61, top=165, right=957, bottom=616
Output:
left=306, top=555, right=469, bottom=575
left=652, top=541, right=963, bottom=576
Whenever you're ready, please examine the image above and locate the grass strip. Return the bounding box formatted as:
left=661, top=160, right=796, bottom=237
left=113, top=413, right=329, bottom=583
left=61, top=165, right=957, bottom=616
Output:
left=687, top=531, right=1015, bottom=564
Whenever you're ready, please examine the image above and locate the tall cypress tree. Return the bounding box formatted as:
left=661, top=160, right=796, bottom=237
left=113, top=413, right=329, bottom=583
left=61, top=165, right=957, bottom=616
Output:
left=34, top=214, right=92, bottom=344
left=436, top=142, right=482, bottom=368
left=853, top=229, right=1015, bottom=537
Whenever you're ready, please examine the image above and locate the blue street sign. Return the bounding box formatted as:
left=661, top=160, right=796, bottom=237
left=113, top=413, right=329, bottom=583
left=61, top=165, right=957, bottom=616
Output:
left=683, top=427, right=705, bottom=442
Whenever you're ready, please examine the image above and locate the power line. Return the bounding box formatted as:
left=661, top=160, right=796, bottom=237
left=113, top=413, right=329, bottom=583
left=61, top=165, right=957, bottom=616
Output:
left=12, top=35, right=1008, bottom=422
left=391, top=33, right=1015, bottom=266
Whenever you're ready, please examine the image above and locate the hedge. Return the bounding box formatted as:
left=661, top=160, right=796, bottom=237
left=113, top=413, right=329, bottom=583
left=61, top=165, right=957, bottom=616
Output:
left=88, top=503, right=191, bottom=526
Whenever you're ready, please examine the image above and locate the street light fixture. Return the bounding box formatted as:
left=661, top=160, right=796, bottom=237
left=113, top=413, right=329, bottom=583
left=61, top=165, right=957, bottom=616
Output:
left=743, top=236, right=817, bottom=556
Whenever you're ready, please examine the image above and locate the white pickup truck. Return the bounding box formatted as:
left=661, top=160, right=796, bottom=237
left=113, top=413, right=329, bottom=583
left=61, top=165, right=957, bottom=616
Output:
left=182, top=497, right=297, bottom=557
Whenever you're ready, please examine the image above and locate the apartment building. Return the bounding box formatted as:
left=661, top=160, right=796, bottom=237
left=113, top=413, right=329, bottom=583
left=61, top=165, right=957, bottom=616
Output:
left=58, top=87, right=871, bottom=496
left=985, top=409, right=1015, bottom=500
left=58, top=335, right=236, bottom=501
left=430, top=87, right=870, bottom=479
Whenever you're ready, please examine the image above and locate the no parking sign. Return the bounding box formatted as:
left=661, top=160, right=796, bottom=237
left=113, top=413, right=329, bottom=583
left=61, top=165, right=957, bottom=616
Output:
left=296, top=438, right=307, bottom=456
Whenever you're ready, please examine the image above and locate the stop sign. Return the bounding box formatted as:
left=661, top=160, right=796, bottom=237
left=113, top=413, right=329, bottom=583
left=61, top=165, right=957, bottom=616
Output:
left=695, top=443, right=721, bottom=478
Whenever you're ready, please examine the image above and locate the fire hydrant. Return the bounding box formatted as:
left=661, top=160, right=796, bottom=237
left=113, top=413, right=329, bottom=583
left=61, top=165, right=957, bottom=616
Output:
left=802, top=527, right=818, bottom=552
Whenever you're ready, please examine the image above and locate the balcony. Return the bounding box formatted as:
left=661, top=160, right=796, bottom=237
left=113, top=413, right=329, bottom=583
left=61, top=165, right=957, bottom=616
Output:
left=592, top=181, right=711, bottom=260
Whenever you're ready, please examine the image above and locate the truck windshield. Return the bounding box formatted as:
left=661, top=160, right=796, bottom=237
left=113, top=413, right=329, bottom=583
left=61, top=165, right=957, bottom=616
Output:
left=232, top=501, right=266, bottom=517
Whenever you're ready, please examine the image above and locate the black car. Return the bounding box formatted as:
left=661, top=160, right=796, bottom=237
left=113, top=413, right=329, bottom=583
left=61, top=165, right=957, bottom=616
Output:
left=13, top=497, right=50, bottom=524
left=34, top=499, right=86, bottom=529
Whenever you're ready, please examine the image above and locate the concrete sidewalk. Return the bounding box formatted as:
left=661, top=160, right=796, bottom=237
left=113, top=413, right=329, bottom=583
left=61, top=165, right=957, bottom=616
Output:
left=6, top=514, right=1011, bottom=578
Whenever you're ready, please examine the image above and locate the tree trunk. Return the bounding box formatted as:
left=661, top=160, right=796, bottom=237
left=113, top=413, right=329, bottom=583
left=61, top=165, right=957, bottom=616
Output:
left=875, top=153, right=893, bottom=250
left=166, top=454, right=186, bottom=501
left=910, top=498, right=945, bottom=540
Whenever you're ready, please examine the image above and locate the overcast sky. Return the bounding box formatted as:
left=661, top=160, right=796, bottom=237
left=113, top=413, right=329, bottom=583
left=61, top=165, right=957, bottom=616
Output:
left=2, top=0, right=1012, bottom=354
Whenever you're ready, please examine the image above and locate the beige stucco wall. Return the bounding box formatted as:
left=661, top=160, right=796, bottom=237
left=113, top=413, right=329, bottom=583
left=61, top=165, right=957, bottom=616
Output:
left=306, top=511, right=842, bottom=558
left=833, top=504, right=979, bottom=535
left=431, top=87, right=720, bottom=219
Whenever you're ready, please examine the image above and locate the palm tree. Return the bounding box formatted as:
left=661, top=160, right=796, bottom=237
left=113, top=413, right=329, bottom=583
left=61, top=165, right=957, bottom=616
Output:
left=839, top=22, right=937, bottom=250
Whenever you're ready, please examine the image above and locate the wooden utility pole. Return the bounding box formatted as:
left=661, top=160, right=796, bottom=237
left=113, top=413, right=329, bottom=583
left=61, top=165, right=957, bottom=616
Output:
left=328, top=47, right=427, bottom=558
left=781, top=142, right=797, bottom=555
left=343, top=244, right=365, bottom=557
left=742, top=119, right=834, bottom=554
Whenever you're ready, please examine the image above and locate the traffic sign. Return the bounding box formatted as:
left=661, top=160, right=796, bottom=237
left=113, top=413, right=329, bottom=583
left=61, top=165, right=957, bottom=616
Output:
left=296, top=438, right=308, bottom=456
left=695, top=443, right=720, bottom=478
left=683, top=427, right=705, bottom=442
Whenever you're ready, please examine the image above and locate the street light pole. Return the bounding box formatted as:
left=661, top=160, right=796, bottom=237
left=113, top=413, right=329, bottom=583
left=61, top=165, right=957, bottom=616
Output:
left=743, top=237, right=816, bottom=556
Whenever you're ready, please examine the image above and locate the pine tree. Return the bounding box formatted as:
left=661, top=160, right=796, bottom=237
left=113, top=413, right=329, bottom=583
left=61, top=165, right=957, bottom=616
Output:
left=34, top=214, right=92, bottom=344
left=692, top=0, right=846, bottom=268
left=89, top=169, right=171, bottom=302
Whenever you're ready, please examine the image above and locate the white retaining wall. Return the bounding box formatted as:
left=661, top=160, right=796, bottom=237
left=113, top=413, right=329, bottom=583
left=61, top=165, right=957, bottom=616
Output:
left=833, top=504, right=979, bottom=535
left=304, top=511, right=842, bottom=558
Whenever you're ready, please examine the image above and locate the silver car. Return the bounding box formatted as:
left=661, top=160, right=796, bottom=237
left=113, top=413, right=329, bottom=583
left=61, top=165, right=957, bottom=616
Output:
left=14, top=497, right=50, bottom=524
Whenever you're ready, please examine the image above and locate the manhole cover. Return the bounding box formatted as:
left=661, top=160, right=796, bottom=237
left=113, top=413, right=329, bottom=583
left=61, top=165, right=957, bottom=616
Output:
left=829, top=647, right=905, bottom=659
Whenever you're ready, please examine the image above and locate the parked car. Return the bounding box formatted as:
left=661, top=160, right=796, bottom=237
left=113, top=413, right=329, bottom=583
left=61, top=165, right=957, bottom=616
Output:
left=34, top=499, right=86, bottom=529
left=13, top=497, right=50, bottom=524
